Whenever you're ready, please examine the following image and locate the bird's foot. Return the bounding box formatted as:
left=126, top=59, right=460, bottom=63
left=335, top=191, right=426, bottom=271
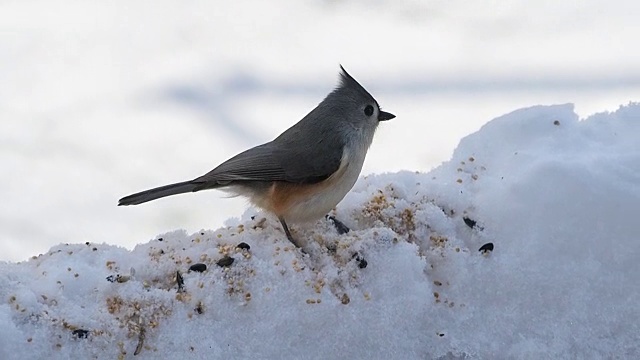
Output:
left=279, top=217, right=306, bottom=251
left=326, top=215, right=350, bottom=235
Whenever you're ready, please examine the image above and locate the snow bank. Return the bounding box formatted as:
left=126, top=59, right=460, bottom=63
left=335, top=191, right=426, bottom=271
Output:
left=1, top=103, right=638, bottom=359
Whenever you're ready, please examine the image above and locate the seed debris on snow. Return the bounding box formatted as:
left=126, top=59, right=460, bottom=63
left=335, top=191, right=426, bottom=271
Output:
left=479, top=243, right=494, bottom=255
left=176, top=271, right=185, bottom=292
left=216, top=256, right=234, bottom=267
left=72, top=329, right=90, bottom=339
left=189, top=263, right=207, bottom=273
left=463, top=217, right=477, bottom=229
left=236, top=242, right=251, bottom=250
left=4, top=179, right=480, bottom=357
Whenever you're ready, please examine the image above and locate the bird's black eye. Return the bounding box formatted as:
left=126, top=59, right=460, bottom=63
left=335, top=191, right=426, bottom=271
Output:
left=364, top=105, right=374, bottom=116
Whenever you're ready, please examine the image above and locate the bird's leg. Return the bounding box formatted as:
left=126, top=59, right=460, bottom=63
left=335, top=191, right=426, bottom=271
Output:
left=278, top=216, right=363, bottom=268
left=325, top=215, right=350, bottom=235
left=279, top=217, right=303, bottom=248
left=325, top=215, right=366, bottom=268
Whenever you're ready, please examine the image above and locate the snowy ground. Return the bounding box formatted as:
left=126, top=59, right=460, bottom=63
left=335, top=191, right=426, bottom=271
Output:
left=1, top=103, right=638, bottom=359
left=2, top=2, right=640, bottom=356
left=2, top=0, right=640, bottom=262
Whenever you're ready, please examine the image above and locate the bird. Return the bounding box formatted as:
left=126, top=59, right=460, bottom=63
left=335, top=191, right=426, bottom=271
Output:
left=119, top=65, right=395, bottom=247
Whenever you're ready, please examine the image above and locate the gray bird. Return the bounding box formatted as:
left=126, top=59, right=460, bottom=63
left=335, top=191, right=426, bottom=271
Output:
left=119, top=66, right=394, bottom=247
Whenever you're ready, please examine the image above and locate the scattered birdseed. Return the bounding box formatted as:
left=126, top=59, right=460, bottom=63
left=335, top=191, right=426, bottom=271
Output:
left=216, top=256, right=234, bottom=267
left=72, top=329, right=89, bottom=339
left=236, top=242, right=250, bottom=250
left=479, top=243, right=494, bottom=255
left=119, top=275, right=131, bottom=283
left=352, top=253, right=368, bottom=269
left=341, top=294, right=350, bottom=305
left=176, top=271, right=185, bottom=292
left=194, top=302, right=204, bottom=314
left=189, top=263, right=207, bottom=273
left=463, top=217, right=477, bottom=229
left=252, top=217, right=267, bottom=229
left=134, top=327, right=145, bottom=356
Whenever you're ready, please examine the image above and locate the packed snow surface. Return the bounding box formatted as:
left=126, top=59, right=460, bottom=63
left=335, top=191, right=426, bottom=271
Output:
left=1, top=103, right=638, bottom=359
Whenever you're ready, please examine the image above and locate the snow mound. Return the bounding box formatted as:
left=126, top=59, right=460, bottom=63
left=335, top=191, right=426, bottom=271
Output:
left=2, top=103, right=639, bottom=359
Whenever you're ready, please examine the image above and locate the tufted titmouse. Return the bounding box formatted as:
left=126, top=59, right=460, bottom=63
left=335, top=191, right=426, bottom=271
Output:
left=119, top=66, right=394, bottom=247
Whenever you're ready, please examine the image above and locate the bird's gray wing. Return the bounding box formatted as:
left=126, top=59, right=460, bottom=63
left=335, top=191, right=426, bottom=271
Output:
left=192, top=140, right=344, bottom=187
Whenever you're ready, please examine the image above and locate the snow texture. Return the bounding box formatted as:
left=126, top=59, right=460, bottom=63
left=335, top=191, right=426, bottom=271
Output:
left=1, top=103, right=639, bottom=359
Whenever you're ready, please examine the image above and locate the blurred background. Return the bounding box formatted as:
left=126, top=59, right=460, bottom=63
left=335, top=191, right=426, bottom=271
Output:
left=1, top=0, right=639, bottom=262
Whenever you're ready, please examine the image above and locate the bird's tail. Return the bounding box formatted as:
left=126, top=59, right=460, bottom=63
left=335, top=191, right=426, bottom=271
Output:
left=118, top=181, right=200, bottom=206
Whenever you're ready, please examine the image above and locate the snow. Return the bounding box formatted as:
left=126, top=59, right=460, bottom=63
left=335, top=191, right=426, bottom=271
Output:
left=1, top=102, right=639, bottom=358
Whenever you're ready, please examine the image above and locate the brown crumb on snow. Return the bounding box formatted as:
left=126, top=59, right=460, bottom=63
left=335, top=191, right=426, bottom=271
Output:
left=430, top=235, right=448, bottom=248
left=340, top=294, right=350, bottom=305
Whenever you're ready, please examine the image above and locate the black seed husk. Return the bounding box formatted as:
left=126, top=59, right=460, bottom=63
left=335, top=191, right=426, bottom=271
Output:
left=189, top=263, right=207, bottom=272
left=72, top=329, right=89, bottom=339
left=463, top=217, right=477, bottom=229
left=216, top=256, right=234, bottom=267
left=479, top=243, right=494, bottom=252
left=236, top=242, right=251, bottom=250
left=176, top=271, right=184, bottom=292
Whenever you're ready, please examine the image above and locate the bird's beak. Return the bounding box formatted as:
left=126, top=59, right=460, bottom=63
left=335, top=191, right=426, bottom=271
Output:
left=378, top=111, right=395, bottom=121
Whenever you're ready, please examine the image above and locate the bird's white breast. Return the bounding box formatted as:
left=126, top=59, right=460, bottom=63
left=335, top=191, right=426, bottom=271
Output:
left=283, top=125, right=375, bottom=223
